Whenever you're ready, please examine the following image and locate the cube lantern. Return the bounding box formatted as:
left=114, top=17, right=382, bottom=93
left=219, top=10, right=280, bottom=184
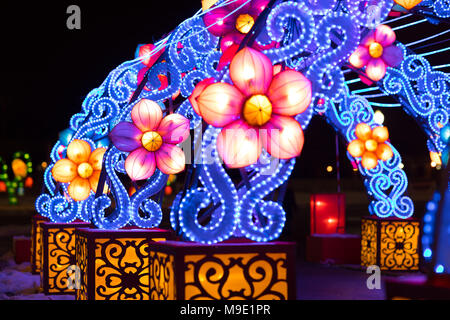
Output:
left=31, top=215, right=49, bottom=274
left=148, top=240, right=296, bottom=300
left=310, top=193, right=346, bottom=234
left=40, top=221, right=91, bottom=295
left=74, top=228, right=172, bottom=300
left=361, top=216, right=421, bottom=271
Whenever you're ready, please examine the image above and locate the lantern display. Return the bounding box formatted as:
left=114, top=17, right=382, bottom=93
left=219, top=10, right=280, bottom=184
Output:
left=348, top=24, right=403, bottom=81
left=347, top=123, right=393, bottom=170
left=51, top=140, right=107, bottom=201
left=310, top=194, right=346, bottom=235
left=0, top=152, right=33, bottom=205
left=40, top=222, right=91, bottom=295
left=192, top=47, right=311, bottom=168
left=109, top=99, right=190, bottom=181
left=148, top=241, right=296, bottom=300
left=30, top=215, right=49, bottom=274
left=74, top=228, right=172, bottom=300
left=28, top=0, right=450, bottom=301
left=361, top=217, right=420, bottom=271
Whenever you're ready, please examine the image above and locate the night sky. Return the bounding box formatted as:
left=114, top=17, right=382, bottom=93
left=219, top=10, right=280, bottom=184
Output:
left=0, top=1, right=446, bottom=180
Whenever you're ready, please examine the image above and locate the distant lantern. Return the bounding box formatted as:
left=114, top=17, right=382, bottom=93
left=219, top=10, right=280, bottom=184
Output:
left=373, top=110, right=385, bottom=125
left=310, top=194, right=346, bottom=235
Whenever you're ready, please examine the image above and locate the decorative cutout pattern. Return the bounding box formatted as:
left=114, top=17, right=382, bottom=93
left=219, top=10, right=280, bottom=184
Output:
left=184, top=253, right=288, bottom=300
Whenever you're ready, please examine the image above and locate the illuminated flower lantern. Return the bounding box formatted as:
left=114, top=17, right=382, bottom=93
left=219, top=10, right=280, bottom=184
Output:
left=190, top=47, right=311, bottom=168
left=347, top=123, right=394, bottom=170
left=203, top=0, right=274, bottom=69
left=349, top=24, right=403, bottom=82
left=52, top=139, right=106, bottom=201
left=109, top=99, right=190, bottom=180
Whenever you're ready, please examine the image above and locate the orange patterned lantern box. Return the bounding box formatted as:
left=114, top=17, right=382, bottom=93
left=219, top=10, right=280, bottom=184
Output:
left=40, top=221, right=91, bottom=295
left=74, top=228, right=172, bottom=300
left=361, top=216, right=421, bottom=271
left=31, top=214, right=49, bottom=274
left=148, top=240, right=296, bottom=300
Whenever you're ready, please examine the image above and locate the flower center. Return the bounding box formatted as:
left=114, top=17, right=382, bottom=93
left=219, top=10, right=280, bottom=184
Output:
left=235, top=14, right=254, bottom=34
left=365, top=139, right=378, bottom=152
left=141, top=131, right=163, bottom=152
left=369, top=42, right=383, bottom=58
left=77, top=162, right=93, bottom=179
left=243, top=95, right=272, bottom=127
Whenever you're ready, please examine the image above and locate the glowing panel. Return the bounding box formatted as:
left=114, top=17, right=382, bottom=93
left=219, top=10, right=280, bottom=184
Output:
left=74, top=228, right=172, bottom=300
left=361, top=217, right=420, bottom=271
left=31, top=215, right=49, bottom=274
left=148, top=240, right=296, bottom=300
left=40, top=222, right=90, bottom=295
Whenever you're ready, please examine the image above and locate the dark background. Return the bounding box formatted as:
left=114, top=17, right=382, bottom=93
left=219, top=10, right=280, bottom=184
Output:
left=0, top=1, right=446, bottom=184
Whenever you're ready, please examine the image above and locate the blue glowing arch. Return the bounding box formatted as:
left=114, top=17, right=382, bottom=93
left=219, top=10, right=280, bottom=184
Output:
left=35, top=0, right=448, bottom=245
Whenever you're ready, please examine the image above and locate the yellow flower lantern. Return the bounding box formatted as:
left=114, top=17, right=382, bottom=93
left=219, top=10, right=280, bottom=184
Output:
left=348, top=123, right=394, bottom=170
left=52, top=139, right=106, bottom=201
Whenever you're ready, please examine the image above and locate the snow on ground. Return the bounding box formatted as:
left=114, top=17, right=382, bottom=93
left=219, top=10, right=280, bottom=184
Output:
left=0, top=251, right=74, bottom=300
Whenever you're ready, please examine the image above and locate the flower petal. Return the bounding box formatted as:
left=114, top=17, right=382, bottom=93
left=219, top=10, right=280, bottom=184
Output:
left=109, top=122, right=142, bottom=152
left=267, top=70, right=312, bottom=116
left=196, top=82, right=244, bottom=127
left=189, top=78, right=215, bottom=116
left=125, top=147, right=156, bottom=181
left=349, top=46, right=370, bottom=68
left=155, top=144, right=186, bottom=174
left=366, top=58, right=387, bottom=81
left=202, top=6, right=236, bottom=37
left=89, top=148, right=106, bottom=171
left=261, top=115, right=304, bottom=159
left=52, top=159, right=77, bottom=183
left=67, top=139, right=91, bottom=164
left=218, top=43, right=240, bottom=71
left=217, top=119, right=261, bottom=168
left=361, top=30, right=376, bottom=47
left=68, top=177, right=91, bottom=201
left=157, top=114, right=190, bottom=144
left=230, top=47, right=273, bottom=96
left=138, top=43, right=165, bottom=67
left=89, top=170, right=109, bottom=194
left=131, top=99, right=163, bottom=132
left=220, top=32, right=245, bottom=53
left=382, top=45, right=403, bottom=67
left=375, top=25, right=396, bottom=47
left=247, top=0, right=270, bottom=16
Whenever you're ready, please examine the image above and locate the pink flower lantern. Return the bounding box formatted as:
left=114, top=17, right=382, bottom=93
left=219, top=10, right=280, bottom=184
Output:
left=349, top=25, right=403, bottom=82
left=203, top=0, right=276, bottom=69
left=109, top=100, right=190, bottom=180
left=189, top=47, right=312, bottom=168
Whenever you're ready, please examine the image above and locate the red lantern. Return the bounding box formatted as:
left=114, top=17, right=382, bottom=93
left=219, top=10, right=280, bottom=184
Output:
left=310, top=193, right=346, bottom=235
left=165, top=185, right=173, bottom=196
left=0, top=181, right=6, bottom=192
left=25, top=177, right=33, bottom=188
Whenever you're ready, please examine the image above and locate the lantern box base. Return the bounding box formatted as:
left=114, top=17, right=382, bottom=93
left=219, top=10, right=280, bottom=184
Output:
left=385, top=275, right=450, bottom=300
left=40, top=221, right=91, bottom=295
left=74, top=228, right=173, bottom=300
left=306, top=234, right=361, bottom=265
left=361, top=216, right=421, bottom=271
left=31, top=214, right=49, bottom=274
left=13, top=236, right=31, bottom=265
left=148, top=240, right=296, bottom=300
